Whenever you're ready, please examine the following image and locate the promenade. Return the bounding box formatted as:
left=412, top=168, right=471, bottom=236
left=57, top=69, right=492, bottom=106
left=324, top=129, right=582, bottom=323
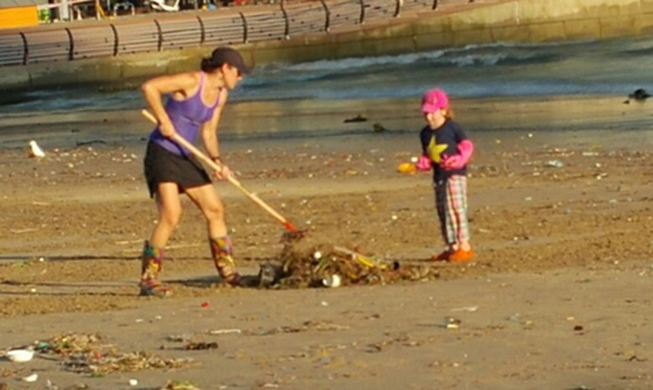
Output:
left=1, top=0, right=653, bottom=90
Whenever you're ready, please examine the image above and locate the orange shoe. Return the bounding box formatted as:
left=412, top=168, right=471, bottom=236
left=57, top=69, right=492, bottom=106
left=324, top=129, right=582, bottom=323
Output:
left=449, top=248, right=474, bottom=262
left=431, top=250, right=452, bottom=262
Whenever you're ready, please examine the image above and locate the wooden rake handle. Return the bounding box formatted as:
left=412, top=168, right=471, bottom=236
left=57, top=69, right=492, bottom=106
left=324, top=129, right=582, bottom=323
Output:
left=141, top=109, right=297, bottom=233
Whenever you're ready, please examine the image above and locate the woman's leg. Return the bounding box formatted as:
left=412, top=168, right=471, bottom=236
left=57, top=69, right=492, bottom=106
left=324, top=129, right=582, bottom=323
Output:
left=140, top=182, right=182, bottom=296
left=150, top=182, right=183, bottom=247
left=185, top=184, right=240, bottom=284
left=185, top=183, right=226, bottom=237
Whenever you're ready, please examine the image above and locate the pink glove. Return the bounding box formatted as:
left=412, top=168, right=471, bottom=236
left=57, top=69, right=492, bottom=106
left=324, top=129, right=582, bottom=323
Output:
left=441, top=140, right=474, bottom=170
left=415, top=154, right=432, bottom=171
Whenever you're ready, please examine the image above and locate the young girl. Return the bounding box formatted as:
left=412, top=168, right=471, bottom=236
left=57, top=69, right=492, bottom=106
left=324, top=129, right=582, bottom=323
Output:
left=139, top=47, right=250, bottom=296
left=415, top=88, right=474, bottom=262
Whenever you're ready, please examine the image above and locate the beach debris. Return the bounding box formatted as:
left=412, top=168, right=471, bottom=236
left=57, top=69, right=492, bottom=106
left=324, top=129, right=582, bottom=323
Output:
left=208, top=329, right=242, bottom=336
left=183, top=341, right=218, bottom=351
left=75, top=140, right=107, bottom=147
left=34, top=333, right=194, bottom=375
left=249, top=320, right=350, bottom=336
left=397, top=163, right=416, bottom=174
left=5, top=349, right=35, bottom=362
left=129, top=379, right=139, bottom=386
left=28, top=140, right=46, bottom=159
left=343, top=114, right=367, bottom=123
left=545, top=159, right=564, bottom=168
left=259, top=243, right=438, bottom=289
left=22, top=373, right=38, bottom=382
left=322, top=274, right=342, bottom=288
left=166, top=334, right=192, bottom=343
left=258, top=262, right=280, bottom=288
left=372, top=123, right=386, bottom=133
left=162, top=380, right=201, bottom=390
left=444, top=317, right=461, bottom=329
left=450, top=306, right=479, bottom=312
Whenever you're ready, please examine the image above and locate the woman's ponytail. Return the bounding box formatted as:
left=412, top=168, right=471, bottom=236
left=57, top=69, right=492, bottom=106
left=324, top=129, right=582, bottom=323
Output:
left=200, top=57, right=214, bottom=72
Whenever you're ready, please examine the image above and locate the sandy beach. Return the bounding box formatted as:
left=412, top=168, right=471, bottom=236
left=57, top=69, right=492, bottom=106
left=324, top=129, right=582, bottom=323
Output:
left=0, top=95, right=652, bottom=389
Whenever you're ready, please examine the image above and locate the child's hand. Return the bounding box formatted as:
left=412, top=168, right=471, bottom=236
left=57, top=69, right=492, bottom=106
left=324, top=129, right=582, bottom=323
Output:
left=440, top=140, right=474, bottom=170
left=440, top=155, right=464, bottom=170
left=415, top=155, right=432, bottom=171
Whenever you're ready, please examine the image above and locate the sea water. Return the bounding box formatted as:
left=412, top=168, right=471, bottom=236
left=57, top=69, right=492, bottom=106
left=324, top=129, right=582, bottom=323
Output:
left=1, top=35, right=652, bottom=137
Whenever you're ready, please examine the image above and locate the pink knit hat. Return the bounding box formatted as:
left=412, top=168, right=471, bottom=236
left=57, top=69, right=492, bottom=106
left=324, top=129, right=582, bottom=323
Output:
left=421, top=88, right=449, bottom=113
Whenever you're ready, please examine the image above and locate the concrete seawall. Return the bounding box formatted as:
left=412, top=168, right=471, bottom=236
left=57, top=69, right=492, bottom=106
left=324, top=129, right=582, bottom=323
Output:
left=2, top=0, right=652, bottom=92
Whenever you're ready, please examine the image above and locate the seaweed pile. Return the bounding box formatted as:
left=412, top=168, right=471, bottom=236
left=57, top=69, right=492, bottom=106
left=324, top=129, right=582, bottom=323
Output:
left=259, top=242, right=440, bottom=288
left=34, top=333, right=194, bottom=376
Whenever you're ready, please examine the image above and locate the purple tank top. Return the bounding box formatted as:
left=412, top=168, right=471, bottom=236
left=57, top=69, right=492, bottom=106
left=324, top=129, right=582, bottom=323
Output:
left=149, top=73, right=221, bottom=156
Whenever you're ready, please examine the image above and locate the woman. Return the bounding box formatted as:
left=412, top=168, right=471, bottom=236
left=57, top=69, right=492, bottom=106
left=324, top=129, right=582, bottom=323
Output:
left=140, top=47, right=250, bottom=296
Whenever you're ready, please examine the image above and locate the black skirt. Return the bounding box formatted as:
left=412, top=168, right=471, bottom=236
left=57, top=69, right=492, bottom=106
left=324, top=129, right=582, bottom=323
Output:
left=144, top=141, right=211, bottom=198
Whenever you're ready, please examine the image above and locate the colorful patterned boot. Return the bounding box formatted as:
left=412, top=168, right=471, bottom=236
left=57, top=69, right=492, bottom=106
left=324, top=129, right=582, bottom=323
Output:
left=139, top=241, right=173, bottom=297
left=209, top=236, right=241, bottom=286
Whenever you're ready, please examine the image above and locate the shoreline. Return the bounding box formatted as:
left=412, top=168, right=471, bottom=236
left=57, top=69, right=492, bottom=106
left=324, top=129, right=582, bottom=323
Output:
left=1, top=94, right=650, bottom=150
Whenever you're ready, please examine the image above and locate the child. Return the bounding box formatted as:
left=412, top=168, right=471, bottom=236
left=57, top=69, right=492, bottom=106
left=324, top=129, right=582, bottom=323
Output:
left=415, top=88, right=474, bottom=262
left=139, top=47, right=250, bottom=296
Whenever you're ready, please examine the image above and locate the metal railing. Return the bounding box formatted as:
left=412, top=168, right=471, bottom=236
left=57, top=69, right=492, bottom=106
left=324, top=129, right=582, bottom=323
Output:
left=0, top=0, right=475, bottom=66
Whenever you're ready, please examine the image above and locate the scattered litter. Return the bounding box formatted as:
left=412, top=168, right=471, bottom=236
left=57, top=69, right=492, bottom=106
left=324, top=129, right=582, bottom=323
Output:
left=208, top=329, right=242, bottom=336
left=161, top=380, right=201, bottom=390
left=322, top=274, right=342, bottom=288
left=35, top=333, right=195, bottom=375
left=129, top=379, right=138, bottom=386
left=22, top=373, right=38, bottom=382
left=450, top=306, right=478, bottom=312
left=251, top=320, right=350, bottom=336
left=343, top=114, right=367, bottom=123
left=546, top=160, right=564, bottom=168
left=372, top=123, right=386, bottom=133
left=443, top=317, right=461, bottom=329
left=184, top=341, right=218, bottom=351
left=166, top=333, right=192, bottom=342
left=6, top=349, right=34, bottom=362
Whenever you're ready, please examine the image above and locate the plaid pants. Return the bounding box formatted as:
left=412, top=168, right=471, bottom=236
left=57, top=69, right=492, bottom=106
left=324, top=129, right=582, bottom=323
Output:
left=434, top=175, right=470, bottom=245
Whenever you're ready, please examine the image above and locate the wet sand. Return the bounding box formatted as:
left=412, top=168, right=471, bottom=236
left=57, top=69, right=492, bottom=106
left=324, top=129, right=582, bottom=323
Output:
left=0, top=95, right=652, bottom=389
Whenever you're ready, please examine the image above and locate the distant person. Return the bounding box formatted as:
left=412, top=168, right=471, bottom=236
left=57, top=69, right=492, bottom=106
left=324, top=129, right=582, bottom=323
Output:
left=139, top=47, right=251, bottom=296
left=415, top=88, right=474, bottom=262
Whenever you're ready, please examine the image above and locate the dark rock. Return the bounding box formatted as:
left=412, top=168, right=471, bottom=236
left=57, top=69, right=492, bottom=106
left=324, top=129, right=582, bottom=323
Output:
left=628, top=88, right=651, bottom=101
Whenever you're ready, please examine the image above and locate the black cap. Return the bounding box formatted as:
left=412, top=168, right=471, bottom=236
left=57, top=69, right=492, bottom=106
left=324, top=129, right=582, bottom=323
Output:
left=210, top=47, right=251, bottom=75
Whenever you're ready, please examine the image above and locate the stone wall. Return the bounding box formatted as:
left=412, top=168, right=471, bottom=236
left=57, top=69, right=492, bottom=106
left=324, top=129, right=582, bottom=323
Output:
left=2, top=0, right=653, bottom=91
